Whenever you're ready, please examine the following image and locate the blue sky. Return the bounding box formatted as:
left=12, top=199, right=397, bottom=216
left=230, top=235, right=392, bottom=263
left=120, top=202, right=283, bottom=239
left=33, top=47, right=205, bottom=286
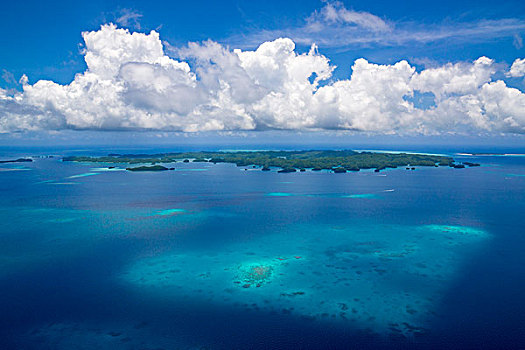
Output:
left=2, top=0, right=524, bottom=86
left=1, top=0, right=524, bottom=145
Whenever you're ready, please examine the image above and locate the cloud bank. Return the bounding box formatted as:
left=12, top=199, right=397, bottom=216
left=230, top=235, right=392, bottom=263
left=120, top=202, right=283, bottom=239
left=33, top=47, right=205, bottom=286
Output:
left=1, top=24, right=524, bottom=135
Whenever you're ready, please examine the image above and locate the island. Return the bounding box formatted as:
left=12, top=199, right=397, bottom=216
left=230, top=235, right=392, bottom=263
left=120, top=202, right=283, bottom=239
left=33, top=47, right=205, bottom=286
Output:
left=463, top=162, right=480, bottom=167
left=0, top=158, right=33, bottom=164
left=125, top=165, right=169, bottom=172
left=278, top=167, right=297, bottom=173
left=62, top=150, right=467, bottom=173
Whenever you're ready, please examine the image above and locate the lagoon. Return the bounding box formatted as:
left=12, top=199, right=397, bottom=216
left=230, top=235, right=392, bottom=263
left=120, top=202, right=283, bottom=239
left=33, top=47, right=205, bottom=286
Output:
left=0, top=147, right=524, bottom=349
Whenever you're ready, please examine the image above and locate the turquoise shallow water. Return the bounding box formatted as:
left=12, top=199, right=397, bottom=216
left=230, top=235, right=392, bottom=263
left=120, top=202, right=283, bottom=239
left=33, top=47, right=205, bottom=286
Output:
left=0, top=148, right=524, bottom=349
left=121, top=222, right=490, bottom=337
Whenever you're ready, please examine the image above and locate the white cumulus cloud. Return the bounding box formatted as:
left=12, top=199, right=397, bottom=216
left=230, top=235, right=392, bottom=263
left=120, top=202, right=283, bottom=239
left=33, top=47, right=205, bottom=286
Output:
left=508, top=58, right=525, bottom=78
left=1, top=24, right=525, bottom=135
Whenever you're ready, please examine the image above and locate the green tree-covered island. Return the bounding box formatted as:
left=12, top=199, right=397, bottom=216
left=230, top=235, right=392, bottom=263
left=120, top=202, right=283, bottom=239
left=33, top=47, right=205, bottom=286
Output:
left=63, top=150, right=479, bottom=173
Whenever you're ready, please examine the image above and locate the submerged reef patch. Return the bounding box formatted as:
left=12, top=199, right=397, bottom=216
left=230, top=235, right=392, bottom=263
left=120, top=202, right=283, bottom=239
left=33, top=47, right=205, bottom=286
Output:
left=266, top=192, right=294, bottom=197
left=341, top=193, right=378, bottom=199
left=46, top=217, right=79, bottom=224
left=48, top=182, right=79, bottom=185
left=120, top=222, right=491, bottom=337
left=90, top=167, right=126, bottom=172
left=505, top=173, right=525, bottom=177
left=67, top=172, right=99, bottom=179
left=423, top=225, right=489, bottom=238
left=0, top=167, right=31, bottom=172
left=154, top=208, right=187, bottom=216
left=174, top=168, right=209, bottom=171
left=234, top=263, right=275, bottom=288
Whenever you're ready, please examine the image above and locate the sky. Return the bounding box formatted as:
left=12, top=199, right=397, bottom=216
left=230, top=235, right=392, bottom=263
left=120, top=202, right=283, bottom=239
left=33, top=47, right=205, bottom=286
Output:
left=1, top=0, right=525, bottom=146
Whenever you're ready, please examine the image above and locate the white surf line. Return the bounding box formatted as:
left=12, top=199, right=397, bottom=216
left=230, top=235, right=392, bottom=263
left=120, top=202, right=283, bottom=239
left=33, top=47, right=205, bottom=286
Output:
left=354, top=149, right=449, bottom=157
left=455, top=153, right=525, bottom=157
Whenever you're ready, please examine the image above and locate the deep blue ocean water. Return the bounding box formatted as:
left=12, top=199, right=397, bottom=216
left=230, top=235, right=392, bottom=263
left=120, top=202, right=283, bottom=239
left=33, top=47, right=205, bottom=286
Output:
left=0, top=146, right=524, bottom=349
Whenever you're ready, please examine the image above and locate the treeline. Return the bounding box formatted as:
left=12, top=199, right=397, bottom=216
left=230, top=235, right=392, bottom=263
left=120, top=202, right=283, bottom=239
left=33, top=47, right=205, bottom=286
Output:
left=63, top=150, right=456, bottom=172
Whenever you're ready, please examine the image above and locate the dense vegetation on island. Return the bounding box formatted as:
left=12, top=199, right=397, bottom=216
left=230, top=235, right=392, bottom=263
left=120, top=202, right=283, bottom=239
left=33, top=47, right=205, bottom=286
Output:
left=62, top=150, right=472, bottom=173
left=0, top=158, right=33, bottom=164
left=125, top=165, right=170, bottom=172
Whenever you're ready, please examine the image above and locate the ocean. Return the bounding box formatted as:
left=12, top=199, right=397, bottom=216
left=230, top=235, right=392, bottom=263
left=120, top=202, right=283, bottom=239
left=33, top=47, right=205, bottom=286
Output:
left=0, top=146, right=524, bottom=349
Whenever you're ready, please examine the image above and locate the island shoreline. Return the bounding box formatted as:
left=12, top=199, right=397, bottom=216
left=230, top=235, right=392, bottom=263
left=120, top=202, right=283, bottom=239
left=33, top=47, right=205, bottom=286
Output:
left=62, top=150, right=479, bottom=173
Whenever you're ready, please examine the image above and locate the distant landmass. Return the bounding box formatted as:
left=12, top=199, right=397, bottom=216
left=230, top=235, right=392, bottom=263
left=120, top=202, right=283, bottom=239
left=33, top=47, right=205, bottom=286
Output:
left=63, top=150, right=480, bottom=173
left=0, top=158, right=33, bottom=164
